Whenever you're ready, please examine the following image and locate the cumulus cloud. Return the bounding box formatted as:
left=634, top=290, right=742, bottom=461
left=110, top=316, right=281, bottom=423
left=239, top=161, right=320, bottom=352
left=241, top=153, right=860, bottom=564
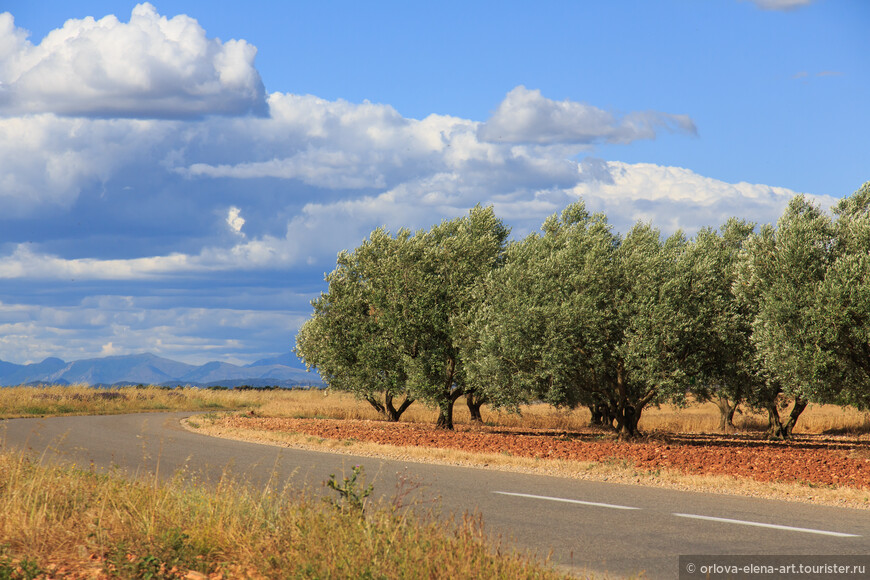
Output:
left=0, top=3, right=266, bottom=118
left=0, top=58, right=823, bottom=285
left=226, top=206, right=245, bottom=236
left=0, top=84, right=694, bottom=216
left=0, top=114, right=177, bottom=213
left=179, top=93, right=466, bottom=190
left=285, top=160, right=830, bottom=251
left=179, top=92, right=592, bottom=198
left=571, top=161, right=836, bottom=234
left=478, top=86, right=697, bottom=145
left=100, top=342, right=119, bottom=356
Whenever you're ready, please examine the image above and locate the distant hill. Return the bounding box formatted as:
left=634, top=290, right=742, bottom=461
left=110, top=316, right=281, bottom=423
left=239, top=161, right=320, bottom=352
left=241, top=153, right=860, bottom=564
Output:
left=246, top=352, right=302, bottom=368
left=0, top=353, right=322, bottom=388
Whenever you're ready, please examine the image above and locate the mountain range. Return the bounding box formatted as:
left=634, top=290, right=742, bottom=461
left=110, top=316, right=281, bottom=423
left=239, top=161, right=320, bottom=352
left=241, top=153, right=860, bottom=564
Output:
left=0, top=352, right=323, bottom=388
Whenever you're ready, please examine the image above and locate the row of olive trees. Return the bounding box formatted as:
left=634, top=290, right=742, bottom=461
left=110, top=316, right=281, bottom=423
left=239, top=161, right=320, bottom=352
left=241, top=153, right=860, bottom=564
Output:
left=295, top=182, right=869, bottom=438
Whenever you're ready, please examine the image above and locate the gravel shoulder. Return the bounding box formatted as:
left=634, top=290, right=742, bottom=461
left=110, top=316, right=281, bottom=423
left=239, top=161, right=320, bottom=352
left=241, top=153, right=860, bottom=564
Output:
left=184, top=412, right=870, bottom=510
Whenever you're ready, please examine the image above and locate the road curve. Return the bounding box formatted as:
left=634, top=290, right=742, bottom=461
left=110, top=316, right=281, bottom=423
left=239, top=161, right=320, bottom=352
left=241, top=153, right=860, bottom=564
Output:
left=2, top=412, right=869, bottom=579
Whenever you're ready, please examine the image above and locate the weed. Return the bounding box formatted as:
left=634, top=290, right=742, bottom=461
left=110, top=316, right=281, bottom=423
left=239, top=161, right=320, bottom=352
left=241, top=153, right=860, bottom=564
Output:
left=326, top=465, right=373, bottom=514
left=107, top=548, right=169, bottom=579
left=0, top=553, right=42, bottom=580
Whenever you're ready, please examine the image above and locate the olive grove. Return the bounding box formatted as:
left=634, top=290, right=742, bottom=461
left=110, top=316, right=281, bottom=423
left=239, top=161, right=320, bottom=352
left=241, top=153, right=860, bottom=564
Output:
left=296, top=182, right=870, bottom=438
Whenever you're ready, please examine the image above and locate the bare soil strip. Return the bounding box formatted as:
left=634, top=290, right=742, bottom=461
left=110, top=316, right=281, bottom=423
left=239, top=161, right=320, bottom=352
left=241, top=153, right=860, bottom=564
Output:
left=189, top=413, right=870, bottom=509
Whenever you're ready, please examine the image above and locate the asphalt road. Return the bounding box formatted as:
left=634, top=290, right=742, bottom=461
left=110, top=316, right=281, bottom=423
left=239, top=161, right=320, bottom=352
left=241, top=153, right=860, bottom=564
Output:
left=2, top=412, right=869, bottom=578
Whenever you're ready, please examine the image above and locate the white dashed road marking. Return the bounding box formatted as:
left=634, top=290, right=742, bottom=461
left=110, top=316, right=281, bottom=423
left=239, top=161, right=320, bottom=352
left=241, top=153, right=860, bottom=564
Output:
left=493, top=491, right=641, bottom=510
left=495, top=491, right=861, bottom=538
left=672, top=513, right=861, bottom=538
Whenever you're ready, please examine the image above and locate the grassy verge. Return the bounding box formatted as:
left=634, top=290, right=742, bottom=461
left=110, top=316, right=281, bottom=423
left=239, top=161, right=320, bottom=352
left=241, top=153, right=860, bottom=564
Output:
left=0, top=449, right=568, bottom=579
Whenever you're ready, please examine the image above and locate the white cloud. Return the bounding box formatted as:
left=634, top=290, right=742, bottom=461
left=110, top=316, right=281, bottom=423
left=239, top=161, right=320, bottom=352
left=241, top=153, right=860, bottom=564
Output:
left=477, top=86, right=697, bottom=145
left=0, top=156, right=835, bottom=283
left=0, top=298, right=307, bottom=365
left=179, top=92, right=469, bottom=190
left=742, top=0, right=814, bottom=11
left=0, top=244, right=198, bottom=280
left=0, top=114, right=176, bottom=213
left=570, top=161, right=837, bottom=234
left=100, top=341, right=118, bottom=356
left=0, top=84, right=688, bottom=217
left=249, top=162, right=832, bottom=266
left=0, top=3, right=266, bottom=118
left=226, top=206, right=245, bottom=236
left=179, top=92, right=591, bottom=198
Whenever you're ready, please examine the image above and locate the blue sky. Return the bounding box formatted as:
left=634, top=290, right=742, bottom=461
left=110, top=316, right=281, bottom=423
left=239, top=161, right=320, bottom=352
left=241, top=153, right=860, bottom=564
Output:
left=0, top=0, right=867, bottom=366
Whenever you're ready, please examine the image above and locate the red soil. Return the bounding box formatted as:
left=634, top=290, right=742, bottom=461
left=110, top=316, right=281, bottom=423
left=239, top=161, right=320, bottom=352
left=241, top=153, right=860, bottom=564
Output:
left=220, top=415, right=870, bottom=489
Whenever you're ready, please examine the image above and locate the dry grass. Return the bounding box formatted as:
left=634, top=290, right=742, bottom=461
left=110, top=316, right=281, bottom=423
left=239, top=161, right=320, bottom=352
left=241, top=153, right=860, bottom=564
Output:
left=248, top=390, right=597, bottom=430
left=0, top=385, right=278, bottom=419
left=246, top=389, right=870, bottom=436
left=639, top=400, right=870, bottom=435
left=4, top=385, right=866, bottom=437
left=0, top=448, right=570, bottom=579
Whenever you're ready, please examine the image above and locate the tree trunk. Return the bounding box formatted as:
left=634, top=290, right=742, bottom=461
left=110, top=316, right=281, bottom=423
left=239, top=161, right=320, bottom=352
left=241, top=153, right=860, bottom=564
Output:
left=765, top=397, right=808, bottom=440
left=614, top=403, right=643, bottom=440
left=612, top=366, right=646, bottom=440
left=466, top=392, right=485, bottom=423
left=715, top=396, right=738, bottom=433
left=366, top=393, right=414, bottom=421
left=435, top=357, right=461, bottom=430
left=384, top=393, right=415, bottom=422
left=588, top=403, right=615, bottom=429
left=782, top=396, right=808, bottom=437
left=589, top=403, right=603, bottom=426
left=364, top=395, right=386, bottom=417
left=435, top=389, right=464, bottom=430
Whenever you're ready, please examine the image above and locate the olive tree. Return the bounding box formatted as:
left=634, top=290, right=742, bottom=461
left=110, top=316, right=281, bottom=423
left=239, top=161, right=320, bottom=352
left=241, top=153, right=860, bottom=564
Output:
left=682, top=219, right=759, bottom=432
left=295, top=229, right=415, bottom=421
left=466, top=202, right=617, bottom=420
left=296, top=206, right=509, bottom=429
left=468, top=201, right=715, bottom=439
left=818, top=182, right=870, bottom=408
left=735, top=195, right=838, bottom=438
left=397, top=206, right=510, bottom=429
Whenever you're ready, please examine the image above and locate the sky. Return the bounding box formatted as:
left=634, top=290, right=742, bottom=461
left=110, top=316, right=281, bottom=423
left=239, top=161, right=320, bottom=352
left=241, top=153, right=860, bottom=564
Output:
left=0, top=0, right=867, bottom=366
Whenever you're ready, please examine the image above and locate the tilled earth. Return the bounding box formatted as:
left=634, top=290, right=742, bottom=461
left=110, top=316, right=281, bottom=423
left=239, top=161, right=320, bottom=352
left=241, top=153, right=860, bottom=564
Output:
left=218, top=415, right=870, bottom=489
